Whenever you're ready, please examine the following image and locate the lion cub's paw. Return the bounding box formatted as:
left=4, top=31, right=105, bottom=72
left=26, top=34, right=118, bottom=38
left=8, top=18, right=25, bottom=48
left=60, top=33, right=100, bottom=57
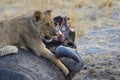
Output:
left=63, top=67, right=69, bottom=76
left=0, top=45, right=18, bottom=56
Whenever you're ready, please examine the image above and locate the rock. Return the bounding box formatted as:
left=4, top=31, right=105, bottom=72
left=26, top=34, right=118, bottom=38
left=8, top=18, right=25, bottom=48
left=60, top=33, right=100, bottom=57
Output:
left=0, top=68, right=33, bottom=80
left=0, top=48, right=84, bottom=80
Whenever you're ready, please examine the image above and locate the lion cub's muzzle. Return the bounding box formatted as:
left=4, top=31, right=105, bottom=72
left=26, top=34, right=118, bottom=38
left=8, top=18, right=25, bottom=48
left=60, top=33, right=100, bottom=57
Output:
left=44, top=31, right=57, bottom=42
left=44, top=35, right=56, bottom=42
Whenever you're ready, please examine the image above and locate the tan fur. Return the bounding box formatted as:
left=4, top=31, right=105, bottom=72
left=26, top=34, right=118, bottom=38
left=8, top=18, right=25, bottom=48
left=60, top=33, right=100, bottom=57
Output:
left=0, top=10, right=69, bottom=75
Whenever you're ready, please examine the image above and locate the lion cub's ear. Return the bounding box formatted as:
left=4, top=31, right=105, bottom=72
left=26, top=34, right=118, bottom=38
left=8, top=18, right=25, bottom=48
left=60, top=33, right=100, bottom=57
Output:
left=44, top=10, right=52, bottom=17
left=33, top=11, right=44, bottom=22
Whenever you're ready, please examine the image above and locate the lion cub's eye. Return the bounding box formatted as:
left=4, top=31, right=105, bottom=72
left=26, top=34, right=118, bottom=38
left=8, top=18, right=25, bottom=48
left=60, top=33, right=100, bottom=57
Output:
left=46, top=23, right=49, bottom=26
left=51, top=21, right=54, bottom=23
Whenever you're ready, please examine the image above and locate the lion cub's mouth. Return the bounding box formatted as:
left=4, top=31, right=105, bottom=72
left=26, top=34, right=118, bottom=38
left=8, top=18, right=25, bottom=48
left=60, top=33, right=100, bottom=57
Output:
left=44, top=36, right=55, bottom=42
left=45, top=39, right=53, bottom=42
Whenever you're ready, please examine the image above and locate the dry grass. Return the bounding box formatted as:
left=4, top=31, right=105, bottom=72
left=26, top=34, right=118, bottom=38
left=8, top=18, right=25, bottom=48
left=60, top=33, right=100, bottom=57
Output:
left=94, top=0, right=115, bottom=8
left=0, top=0, right=118, bottom=38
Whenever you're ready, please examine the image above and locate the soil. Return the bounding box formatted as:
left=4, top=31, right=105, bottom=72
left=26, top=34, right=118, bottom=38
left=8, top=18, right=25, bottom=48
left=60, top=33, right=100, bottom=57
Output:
left=73, top=27, right=120, bottom=80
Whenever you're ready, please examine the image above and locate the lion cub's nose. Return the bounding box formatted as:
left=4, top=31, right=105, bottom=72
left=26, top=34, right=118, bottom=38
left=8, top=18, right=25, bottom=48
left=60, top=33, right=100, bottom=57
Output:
left=53, top=31, right=57, bottom=36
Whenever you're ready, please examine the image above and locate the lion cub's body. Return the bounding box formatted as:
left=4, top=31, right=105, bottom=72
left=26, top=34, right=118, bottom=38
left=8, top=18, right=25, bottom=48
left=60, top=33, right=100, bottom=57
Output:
left=0, top=16, right=35, bottom=48
left=0, top=11, right=69, bottom=75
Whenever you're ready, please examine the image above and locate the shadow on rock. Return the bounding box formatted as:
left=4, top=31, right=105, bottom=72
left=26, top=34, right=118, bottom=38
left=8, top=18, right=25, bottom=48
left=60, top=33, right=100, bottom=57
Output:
left=0, top=68, right=33, bottom=80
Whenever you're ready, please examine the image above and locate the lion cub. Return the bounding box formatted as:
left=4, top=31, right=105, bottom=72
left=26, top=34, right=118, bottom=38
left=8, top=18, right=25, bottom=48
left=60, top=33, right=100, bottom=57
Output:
left=0, top=10, right=69, bottom=75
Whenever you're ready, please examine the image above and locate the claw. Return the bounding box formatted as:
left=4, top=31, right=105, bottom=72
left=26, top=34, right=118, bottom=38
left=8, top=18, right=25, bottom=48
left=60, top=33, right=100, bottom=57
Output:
left=55, top=45, right=80, bottom=62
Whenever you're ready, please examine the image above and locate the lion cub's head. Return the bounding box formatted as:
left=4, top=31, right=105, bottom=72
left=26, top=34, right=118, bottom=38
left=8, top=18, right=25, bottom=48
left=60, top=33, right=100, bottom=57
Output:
left=32, top=10, right=57, bottom=41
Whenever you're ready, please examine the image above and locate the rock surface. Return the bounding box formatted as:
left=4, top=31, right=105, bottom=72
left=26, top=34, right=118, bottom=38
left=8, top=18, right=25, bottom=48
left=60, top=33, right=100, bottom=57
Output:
left=0, top=49, right=65, bottom=80
left=0, top=48, right=84, bottom=80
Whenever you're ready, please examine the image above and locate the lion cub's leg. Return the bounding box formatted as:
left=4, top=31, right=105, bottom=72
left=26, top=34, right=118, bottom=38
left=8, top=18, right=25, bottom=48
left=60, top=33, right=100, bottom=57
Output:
left=40, top=47, right=69, bottom=76
left=0, top=45, right=18, bottom=57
